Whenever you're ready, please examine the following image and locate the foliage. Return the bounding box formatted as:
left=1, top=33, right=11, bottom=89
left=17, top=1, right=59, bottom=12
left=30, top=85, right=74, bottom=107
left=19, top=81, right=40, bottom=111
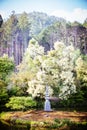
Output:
left=71, top=21, right=82, bottom=27
left=0, top=55, right=14, bottom=111
left=75, top=55, right=87, bottom=107
left=0, top=12, right=87, bottom=110
left=7, top=84, right=28, bottom=96
left=27, top=41, right=79, bottom=98
left=0, top=12, right=87, bottom=66
left=38, top=22, right=66, bottom=50
left=8, top=39, right=87, bottom=110
left=58, top=55, right=87, bottom=108
left=0, top=80, right=8, bottom=100
left=43, top=118, right=85, bottom=129
left=18, top=12, right=29, bottom=31
left=83, top=18, right=87, bottom=28
left=15, top=118, right=31, bottom=126
left=28, top=12, right=65, bottom=36
left=0, top=55, right=15, bottom=80
left=6, top=96, right=37, bottom=110
left=38, top=20, right=87, bottom=54
left=9, top=40, right=80, bottom=99
left=0, top=80, right=8, bottom=111
left=76, top=55, right=87, bottom=88
left=8, top=38, right=44, bottom=95
left=2, top=11, right=18, bottom=42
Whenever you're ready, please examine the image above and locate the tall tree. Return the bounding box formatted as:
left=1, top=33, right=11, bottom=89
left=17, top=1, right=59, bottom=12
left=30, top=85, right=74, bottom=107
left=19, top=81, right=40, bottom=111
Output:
left=0, top=14, right=3, bottom=27
left=25, top=41, right=79, bottom=98
left=18, top=12, right=30, bottom=51
left=9, top=41, right=80, bottom=98
left=0, top=11, right=18, bottom=58
left=3, top=11, right=18, bottom=42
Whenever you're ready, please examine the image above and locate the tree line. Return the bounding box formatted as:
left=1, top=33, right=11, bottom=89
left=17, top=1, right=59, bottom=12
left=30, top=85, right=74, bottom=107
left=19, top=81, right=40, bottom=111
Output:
left=0, top=11, right=87, bottom=65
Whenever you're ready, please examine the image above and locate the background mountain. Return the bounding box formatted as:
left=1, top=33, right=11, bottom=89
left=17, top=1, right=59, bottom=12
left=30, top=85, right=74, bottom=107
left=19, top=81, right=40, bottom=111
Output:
left=27, top=12, right=66, bottom=36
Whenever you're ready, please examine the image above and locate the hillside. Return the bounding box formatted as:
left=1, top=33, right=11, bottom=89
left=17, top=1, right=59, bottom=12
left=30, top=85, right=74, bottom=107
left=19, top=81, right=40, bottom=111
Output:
left=38, top=22, right=87, bottom=53
left=24, top=11, right=66, bottom=36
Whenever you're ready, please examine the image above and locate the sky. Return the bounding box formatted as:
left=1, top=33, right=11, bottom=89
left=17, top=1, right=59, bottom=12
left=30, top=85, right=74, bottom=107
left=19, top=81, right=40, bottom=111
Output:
left=0, top=0, right=87, bottom=23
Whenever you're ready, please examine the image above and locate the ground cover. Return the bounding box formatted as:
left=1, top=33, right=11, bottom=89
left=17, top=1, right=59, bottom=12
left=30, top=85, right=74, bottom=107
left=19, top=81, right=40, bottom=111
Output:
left=0, top=110, right=87, bottom=129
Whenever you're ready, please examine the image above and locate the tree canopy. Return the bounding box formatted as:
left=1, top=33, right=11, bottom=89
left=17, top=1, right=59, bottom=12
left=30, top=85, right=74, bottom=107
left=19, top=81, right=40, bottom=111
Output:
left=9, top=39, right=81, bottom=99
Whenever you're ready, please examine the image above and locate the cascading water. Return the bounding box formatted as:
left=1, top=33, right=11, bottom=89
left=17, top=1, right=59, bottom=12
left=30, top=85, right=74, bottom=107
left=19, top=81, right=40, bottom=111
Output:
left=44, top=86, right=51, bottom=111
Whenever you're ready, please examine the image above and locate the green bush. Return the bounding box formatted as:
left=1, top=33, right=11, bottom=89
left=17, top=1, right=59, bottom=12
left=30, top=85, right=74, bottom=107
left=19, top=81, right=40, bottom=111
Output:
left=6, top=96, right=37, bottom=110
left=0, top=80, right=9, bottom=111
left=0, top=55, right=14, bottom=81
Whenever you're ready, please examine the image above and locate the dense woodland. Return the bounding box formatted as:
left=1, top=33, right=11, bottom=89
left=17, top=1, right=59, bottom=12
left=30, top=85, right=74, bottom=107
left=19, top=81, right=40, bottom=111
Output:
left=0, top=11, right=87, bottom=65
left=0, top=11, right=87, bottom=111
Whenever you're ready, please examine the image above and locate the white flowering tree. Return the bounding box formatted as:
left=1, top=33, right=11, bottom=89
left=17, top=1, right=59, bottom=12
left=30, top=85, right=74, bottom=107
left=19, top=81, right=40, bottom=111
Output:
left=9, top=38, right=44, bottom=93
left=27, top=41, right=78, bottom=98
left=10, top=39, right=79, bottom=98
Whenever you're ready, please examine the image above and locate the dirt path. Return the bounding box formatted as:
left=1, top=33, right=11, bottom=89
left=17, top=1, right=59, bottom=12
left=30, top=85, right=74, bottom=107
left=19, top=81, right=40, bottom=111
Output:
left=8, top=110, right=87, bottom=122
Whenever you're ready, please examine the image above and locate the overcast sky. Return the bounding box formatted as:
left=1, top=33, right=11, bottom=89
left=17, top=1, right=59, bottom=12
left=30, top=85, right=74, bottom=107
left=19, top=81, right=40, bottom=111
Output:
left=0, top=0, right=87, bottom=23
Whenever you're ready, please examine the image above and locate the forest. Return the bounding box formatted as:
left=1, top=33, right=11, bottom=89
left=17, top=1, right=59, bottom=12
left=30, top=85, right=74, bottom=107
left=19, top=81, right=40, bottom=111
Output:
left=0, top=11, right=87, bottom=112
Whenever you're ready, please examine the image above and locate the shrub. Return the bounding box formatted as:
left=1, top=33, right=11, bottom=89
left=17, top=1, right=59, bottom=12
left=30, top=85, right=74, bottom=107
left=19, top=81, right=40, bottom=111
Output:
left=0, top=80, right=9, bottom=111
left=6, top=96, right=37, bottom=110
